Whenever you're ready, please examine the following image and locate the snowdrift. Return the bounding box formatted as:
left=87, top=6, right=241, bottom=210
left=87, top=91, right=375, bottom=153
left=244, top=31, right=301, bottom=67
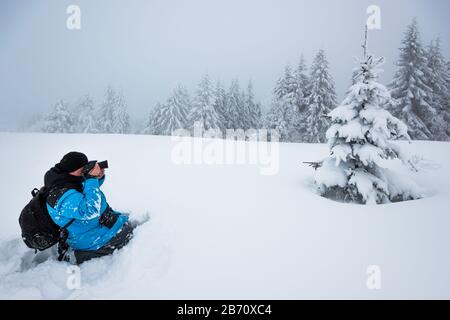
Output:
left=0, top=132, right=449, bottom=299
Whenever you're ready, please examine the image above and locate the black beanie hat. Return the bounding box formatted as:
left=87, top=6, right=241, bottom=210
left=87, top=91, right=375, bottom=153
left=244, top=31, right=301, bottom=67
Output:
left=56, top=152, right=89, bottom=173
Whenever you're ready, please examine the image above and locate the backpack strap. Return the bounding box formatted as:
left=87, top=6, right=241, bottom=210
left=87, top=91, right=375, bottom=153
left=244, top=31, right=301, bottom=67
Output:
left=46, top=184, right=81, bottom=261
left=31, top=188, right=39, bottom=197
left=63, top=218, right=76, bottom=230
left=47, top=187, right=70, bottom=209
left=57, top=218, right=76, bottom=262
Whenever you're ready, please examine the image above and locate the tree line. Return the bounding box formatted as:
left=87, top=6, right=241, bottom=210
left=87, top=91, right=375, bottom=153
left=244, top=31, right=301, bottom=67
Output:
left=25, top=85, right=130, bottom=134
left=25, top=19, right=450, bottom=142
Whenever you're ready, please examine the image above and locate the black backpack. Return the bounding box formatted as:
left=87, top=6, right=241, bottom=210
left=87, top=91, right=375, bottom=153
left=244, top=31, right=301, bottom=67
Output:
left=19, top=187, right=74, bottom=260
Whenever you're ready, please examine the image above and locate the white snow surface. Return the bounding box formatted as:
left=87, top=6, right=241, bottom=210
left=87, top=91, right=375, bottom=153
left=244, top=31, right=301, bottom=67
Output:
left=0, top=132, right=449, bottom=299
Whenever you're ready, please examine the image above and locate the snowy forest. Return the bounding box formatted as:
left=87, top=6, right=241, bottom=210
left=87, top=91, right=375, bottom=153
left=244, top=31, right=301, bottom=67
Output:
left=23, top=19, right=450, bottom=142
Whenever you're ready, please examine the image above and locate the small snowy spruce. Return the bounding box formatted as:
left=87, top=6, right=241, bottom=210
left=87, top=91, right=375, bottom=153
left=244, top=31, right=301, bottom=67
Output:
left=315, top=30, right=423, bottom=204
left=42, top=100, right=74, bottom=133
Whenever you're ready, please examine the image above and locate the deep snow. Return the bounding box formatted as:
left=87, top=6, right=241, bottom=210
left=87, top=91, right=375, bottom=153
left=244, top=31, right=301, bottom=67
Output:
left=0, top=132, right=449, bottom=299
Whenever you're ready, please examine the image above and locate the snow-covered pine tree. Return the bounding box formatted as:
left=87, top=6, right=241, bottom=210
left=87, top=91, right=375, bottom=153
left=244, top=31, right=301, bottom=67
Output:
left=142, top=103, right=163, bottom=135
left=97, top=85, right=130, bottom=134
left=294, top=55, right=310, bottom=112
left=265, top=65, right=298, bottom=142
left=42, top=100, right=74, bottom=133
left=75, top=94, right=97, bottom=133
left=426, top=38, right=450, bottom=140
left=188, top=74, right=222, bottom=131
left=315, top=28, right=423, bottom=204
left=389, top=19, right=436, bottom=140
left=292, top=55, right=310, bottom=141
left=244, top=80, right=262, bottom=130
left=112, top=90, right=130, bottom=134
left=264, top=97, right=296, bottom=142
left=213, top=80, right=229, bottom=133
left=152, top=85, right=191, bottom=135
left=302, top=49, right=337, bottom=143
left=97, top=85, right=117, bottom=133
left=226, top=78, right=245, bottom=130
left=273, top=65, right=298, bottom=101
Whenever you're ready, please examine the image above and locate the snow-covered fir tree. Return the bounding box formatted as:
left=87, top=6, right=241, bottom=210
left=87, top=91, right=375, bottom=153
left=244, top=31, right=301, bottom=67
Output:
left=112, top=90, right=130, bottom=134
left=302, top=49, right=337, bottom=143
left=389, top=19, right=436, bottom=140
left=42, top=100, right=74, bottom=133
left=315, top=31, right=423, bottom=204
left=426, top=38, right=450, bottom=140
left=225, top=78, right=245, bottom=130
left=152, top=85, right=191, bottom=135
left=292, top=55, right=310, bottom=141
left=265, top=65, right=299, bottom=142
left=97, top=85, right=130, bottom=134
left=74, top=94, right=97, bottom=133
left=97, top=86, right=117, bottom=133
left=264, top=97, right=296, bottom=142
left=244, top=80, right=262, bottom=130
left=294, top=55, right=310, bottom=113
left=142, top=103, right=163, bottom=135
left=213, top=81, right=229, bottom=132
left=273, top=65, right=297, bottom=100
left=188, top=74, right=222, bottom=131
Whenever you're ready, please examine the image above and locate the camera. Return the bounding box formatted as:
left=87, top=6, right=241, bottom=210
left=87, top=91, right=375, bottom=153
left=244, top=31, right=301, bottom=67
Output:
left=82, top=160, right=108, bottom=178
left=99, top=206, right=118, bottom=229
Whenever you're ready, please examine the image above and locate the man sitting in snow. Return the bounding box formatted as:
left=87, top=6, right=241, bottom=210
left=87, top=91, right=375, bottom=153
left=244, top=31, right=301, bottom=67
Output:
left=44, top=152, right=133, bottom=264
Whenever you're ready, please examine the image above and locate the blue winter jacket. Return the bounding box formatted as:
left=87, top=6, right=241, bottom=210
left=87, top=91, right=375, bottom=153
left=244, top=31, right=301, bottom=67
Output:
left=47, top=176, right=128, bottom=251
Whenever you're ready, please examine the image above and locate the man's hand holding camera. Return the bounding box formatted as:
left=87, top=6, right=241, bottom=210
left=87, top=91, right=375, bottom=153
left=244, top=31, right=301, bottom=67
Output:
left=89, top=163, right=104, bottom=179
left=83, top=160, right=108, bottom=179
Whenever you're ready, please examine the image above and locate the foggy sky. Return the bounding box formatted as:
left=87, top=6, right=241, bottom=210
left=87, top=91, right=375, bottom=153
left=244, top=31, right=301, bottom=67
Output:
left=1, top=0, right=449, bottom=130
